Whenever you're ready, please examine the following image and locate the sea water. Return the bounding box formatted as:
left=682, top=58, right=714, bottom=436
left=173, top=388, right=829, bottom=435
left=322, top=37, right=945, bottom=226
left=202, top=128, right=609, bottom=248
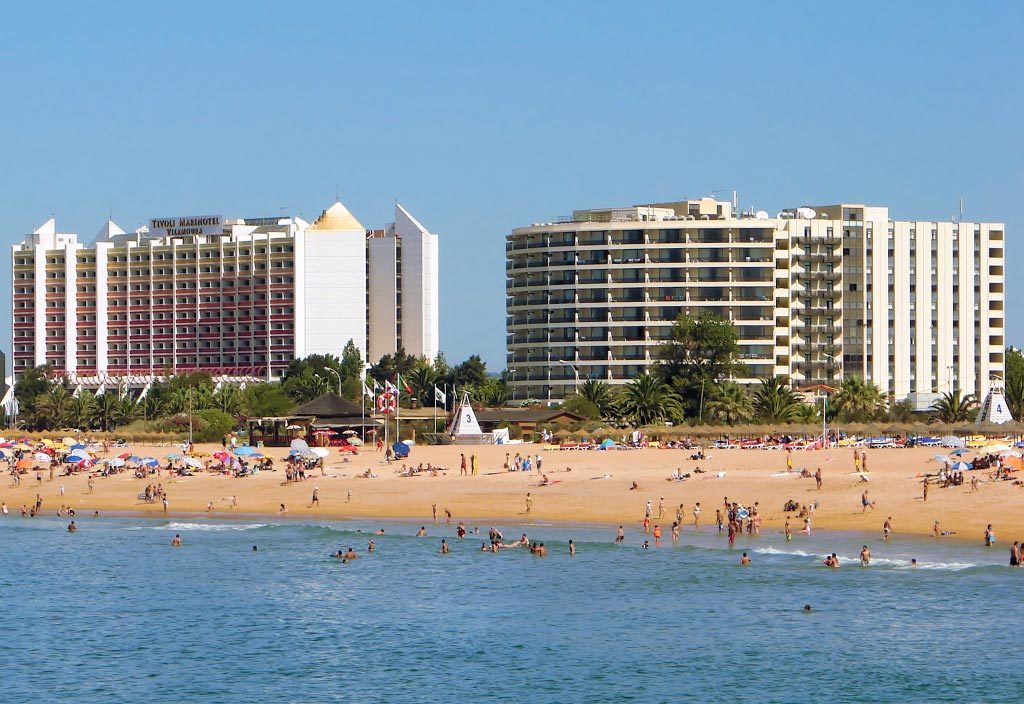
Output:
left=1, top=516, right=1020, bottom=703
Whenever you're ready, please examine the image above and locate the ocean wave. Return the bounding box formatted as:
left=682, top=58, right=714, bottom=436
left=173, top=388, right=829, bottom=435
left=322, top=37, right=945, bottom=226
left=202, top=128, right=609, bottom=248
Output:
left=753, top=545, right=980, bottom=571
left=162, top=522, right=267, bottom=532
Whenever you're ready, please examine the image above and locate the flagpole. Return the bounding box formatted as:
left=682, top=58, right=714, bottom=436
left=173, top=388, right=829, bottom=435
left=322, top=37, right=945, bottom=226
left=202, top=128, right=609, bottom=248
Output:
left=433, top=385, right=437, bottom=432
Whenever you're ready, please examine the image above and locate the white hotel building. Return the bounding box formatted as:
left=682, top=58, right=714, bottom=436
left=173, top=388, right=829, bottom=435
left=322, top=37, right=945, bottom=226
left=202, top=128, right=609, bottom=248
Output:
left=506, top=198, right=1005, bottom=407
left=11, top=201, right=439, bottom=388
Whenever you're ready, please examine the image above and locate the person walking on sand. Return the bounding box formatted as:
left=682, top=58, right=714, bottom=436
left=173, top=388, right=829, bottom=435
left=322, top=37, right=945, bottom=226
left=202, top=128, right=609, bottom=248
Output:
left=432, top=504, right=437, bottom=523
left=814, top=468, right=822, bottom=490
left=162, top=495, right=168, bottom=513
left=525, top=493, right=533, bottom=515
left=861, top=490, right=875, bottom=512
left=933, top=520, right=942, bottom=538
left=88, top=477, right=95, bottom=494
left=922, top=478, right=930, bottom=503
left=310, top=487, right=320, bottom=508
left=883, top=516, right=893, bottom=540
left=693, top=502, right=701, bottom=527
left=460, top=454, right=467, bottom=476
left=657, top=497, right=665, bottom=519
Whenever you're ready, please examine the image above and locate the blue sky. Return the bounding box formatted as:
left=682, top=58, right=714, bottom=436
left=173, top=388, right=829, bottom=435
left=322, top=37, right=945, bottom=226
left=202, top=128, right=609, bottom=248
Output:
left=1, top=1, right=1021, bottom=371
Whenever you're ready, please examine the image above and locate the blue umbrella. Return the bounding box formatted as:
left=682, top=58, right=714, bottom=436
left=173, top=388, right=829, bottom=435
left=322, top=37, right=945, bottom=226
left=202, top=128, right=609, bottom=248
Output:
left=599, top=439, right=615, bottom=449
left=234, top=446, right=259, bottom=456
left=950, top=448, right=970, bottom=456
left=68, top=450, right=89, bottom=461
left=70, top=443, right=86, bottom=450
left=142, top=458, right=159, bottom=467
left=392, top=441, right=410, bottom=458
left=950, top=460, right=972, bottom=471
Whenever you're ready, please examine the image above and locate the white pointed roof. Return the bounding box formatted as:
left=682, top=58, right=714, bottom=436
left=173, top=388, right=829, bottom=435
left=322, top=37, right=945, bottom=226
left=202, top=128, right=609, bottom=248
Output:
left=394, top=202, right=429, bottom=236
left=34, top=218, right=56, bottom=237
left=94, top=219, right=126, bottom=242
left=307, top=201, right=364, bottom=232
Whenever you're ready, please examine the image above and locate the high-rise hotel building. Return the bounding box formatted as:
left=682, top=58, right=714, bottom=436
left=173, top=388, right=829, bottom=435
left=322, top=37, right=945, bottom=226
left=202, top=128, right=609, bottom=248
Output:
left=11, top=201, right=439, bottom=387
left=506, top=198, right=1005, bottom=408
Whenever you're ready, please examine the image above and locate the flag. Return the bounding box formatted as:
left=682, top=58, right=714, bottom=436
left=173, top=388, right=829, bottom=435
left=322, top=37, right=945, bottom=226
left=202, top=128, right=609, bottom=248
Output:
left=434, top=385, right=446, bottom=405
left=385, top=379, right=399, bottom=395
left=361, top=379, right=373, bottom=399
left=400, top=373, right=412, bottom=394
left=373, top=378, right=383, bottom=392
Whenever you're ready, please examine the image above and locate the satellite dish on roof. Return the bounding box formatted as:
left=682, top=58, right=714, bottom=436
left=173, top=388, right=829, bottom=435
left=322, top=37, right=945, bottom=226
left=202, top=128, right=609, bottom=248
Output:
left=796, top=207, right=817, bottom=219
left=755, top=210, right=769, bottom=219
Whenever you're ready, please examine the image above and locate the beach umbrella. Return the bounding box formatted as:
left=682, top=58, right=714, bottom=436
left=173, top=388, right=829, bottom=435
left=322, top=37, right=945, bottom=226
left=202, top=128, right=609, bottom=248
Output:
left=68, top=450, right=90, bottom=462
left=108, top=457, right=125, bottom=467
left=34, top=452, right=51, bottom=462
left=62, top=436, right=77, bottom=446
left=950, top=461, right=972, bottom=471
left=165, top=452, right=183, bottom=460
left=347, top=437, right=363, bottom=446
left=983, top=443, right=1010, bottom=453
left=392, top=441, right=410, bottom=458
left=70, top=443, right=86, bottom=450
left=182, top=457, right=203, bottom=469
left=234, top=446, right=259, bottom=456
left=950, top=448, right=969, bottom=457
left=311, top=447, right=330, bottom=458
left=142, top=458, right=159, bottom=467
left=16, top=459, right=32, bottom=469
left=599, top=438, right=615, bottom=449
left=290, top=438, right=310, bottom=453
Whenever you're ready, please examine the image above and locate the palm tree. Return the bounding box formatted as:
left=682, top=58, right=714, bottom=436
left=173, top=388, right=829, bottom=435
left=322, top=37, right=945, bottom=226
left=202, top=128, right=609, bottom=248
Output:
left=620, top=372, right=682, bottom=426
left=92, top=393, right=122, bottom=432
left=66, top=391, right=98, bottom=429
left=704, top=381, right=753, bottom=425
left=141, top=394, right=167, bottom=421
left=832, top=376, right=885, bottom=422
left=34, top=387, right=73, bottom=429
left=212, top=385, right=242, bottom=415
left=289, top=375, right=331, bottom=404
left=752, top=377, right=802, bottom=423
left=572, top=379, right=620, bottom=418
left=929, top=390, right=977, bottom=423
left=474, top=380, right=508, bottom=407
left=406, top=364, right=441, bottom=406
left=1005, top=375, right=1024, bottom=421
left=115, top=396, right=139, bottom=429
left=792, top=401, right=821, bottom=424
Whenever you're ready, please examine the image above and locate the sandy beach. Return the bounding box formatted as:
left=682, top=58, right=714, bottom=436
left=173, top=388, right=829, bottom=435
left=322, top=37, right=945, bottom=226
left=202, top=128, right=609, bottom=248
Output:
left=4, top=441, right=1023, bottom=541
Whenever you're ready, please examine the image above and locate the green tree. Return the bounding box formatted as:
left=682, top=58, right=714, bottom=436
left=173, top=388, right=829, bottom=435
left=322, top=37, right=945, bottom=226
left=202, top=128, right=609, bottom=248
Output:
left=704, top=381, right=753, bottom=425
left=406, top=363, right=441, bottom=407
left=620, top=372, right=682, bottom=426
left=14, top=365, right=55, bottom=409
left=832, top=376, right=885, bottom=422
left=571, top=379, right=619, bottom=419
left=66, top=391, right=98, bottom=429
left=752, top=377, right=802, bottom=423
left=242, top=383, right=295, bottom=417
left=115, top=396, right=139, bottom=429
left=34, top=386, right=74, bottom=430
left=93, top=393, right=122, bottom=432
left=886, top=398, right=918, bottom=423
left=212, top=385, right=243, bottom=415
left=929, top=390, right=977, bottom=423
left=656, top=312, right=744, bottom=417
left=451, top=355, right=488, bottom=390
left=281, top=354, right=344, bottom=401
left=474, top=379, right=508, bottom=407
left=368, top=349, right=419, bottom=385
left=562, top=395, right=600, bottom=420
left=1005, top=347, right=1024, bottom=419
left=338, top=339, right=364, bottom=382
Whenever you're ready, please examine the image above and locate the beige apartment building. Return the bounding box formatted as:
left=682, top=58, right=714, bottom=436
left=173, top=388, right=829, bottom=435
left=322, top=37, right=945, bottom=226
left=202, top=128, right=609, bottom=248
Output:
left=505, top=198, right=1005, bottom=408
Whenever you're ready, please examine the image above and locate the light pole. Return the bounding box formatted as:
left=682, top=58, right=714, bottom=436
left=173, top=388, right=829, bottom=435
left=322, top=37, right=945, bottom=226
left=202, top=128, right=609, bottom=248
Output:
left=507, top=368, right=517, bottom=402
left=326, top=368, right=342, bottom=396
left=947, top=364, right=955, bottom=394
left=557, top=359, right=579, bottom=396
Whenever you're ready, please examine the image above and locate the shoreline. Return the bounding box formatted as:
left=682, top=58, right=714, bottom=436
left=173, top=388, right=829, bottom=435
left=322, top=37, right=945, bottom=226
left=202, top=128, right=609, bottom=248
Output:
left=12, top=507, right=992, bottom=548
left=2, top=442, right=1020, bottom=545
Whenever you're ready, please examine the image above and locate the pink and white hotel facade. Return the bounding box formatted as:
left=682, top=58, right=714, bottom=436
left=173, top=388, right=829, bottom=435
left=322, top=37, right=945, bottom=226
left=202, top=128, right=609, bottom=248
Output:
left=11, top=201, right=439, bottom=389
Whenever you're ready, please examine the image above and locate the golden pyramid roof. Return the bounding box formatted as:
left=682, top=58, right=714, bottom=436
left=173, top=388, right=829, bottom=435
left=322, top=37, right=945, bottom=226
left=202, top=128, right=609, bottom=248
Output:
left=307, top=201, right=365, bottom=231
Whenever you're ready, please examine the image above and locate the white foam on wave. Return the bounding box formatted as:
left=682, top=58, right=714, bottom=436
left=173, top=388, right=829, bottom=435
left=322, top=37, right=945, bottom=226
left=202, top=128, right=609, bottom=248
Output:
left=754, top=545, right=979, bottom=571
left=161, top=522, right=266, bottom=532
